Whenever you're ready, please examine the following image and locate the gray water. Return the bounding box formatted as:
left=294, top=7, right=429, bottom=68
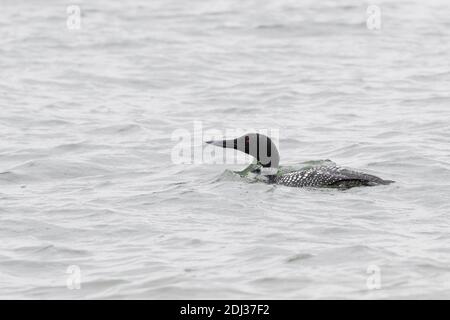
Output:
left=1, top=0, right=449, bottom=299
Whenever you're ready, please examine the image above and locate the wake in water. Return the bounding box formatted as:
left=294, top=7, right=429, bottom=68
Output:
left=218, top=160, right=340, bottom=185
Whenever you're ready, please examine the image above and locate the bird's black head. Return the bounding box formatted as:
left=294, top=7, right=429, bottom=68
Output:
left=206, top=133, right=280, bottom=170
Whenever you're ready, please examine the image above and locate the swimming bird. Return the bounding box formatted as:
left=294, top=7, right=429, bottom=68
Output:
left=206, top=133, right=393, bottom=188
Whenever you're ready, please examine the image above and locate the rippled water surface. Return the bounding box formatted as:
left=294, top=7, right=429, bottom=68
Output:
left=1, top=0, right=449, bottom=299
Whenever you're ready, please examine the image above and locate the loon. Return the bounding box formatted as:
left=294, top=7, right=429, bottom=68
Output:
left=206, top=133, right=393, bottom=188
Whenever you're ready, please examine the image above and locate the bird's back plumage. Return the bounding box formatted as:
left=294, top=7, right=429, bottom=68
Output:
left=275, top=165, right=393, bottom=188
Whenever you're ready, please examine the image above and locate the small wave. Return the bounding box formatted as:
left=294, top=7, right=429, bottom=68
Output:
left=286, top=253, right=314, bottom=263
left=88, top=123, right=143, bottom=135
left=14, top=244, right=89, bottom=258
left=50, top=142, right=109, bottom=154
left=2, top=159, right=111, bottom=183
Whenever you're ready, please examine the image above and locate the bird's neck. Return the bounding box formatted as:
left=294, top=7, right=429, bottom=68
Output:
left=257, top=146, right=279, bottom=172
left=257, top=152, right=280, bottom=176
left=252, top=134, right=280, bottom=175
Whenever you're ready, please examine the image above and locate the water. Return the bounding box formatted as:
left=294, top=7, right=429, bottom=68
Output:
left=1, top=0, right=449, bottom=299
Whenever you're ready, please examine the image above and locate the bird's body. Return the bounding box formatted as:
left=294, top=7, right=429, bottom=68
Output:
left=206, top=133, right=393, bottom=189
left=274, top=165, right=392, bottom=188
